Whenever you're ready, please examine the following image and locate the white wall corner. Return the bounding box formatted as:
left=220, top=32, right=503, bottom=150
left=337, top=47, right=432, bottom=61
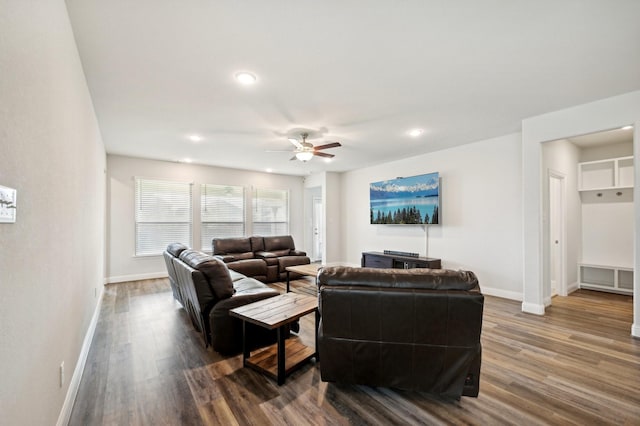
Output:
left=544, top=296, right=552, bottom=307
left=632, top=323, right=640, bottom=338
left=567, top=281, right=579, bottom=294
left=521, top=302, right=545, bottom=315
left=56, top=286, right=104, bottom=426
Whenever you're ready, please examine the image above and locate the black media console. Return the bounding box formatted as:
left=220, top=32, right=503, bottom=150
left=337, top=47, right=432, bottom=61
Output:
left=361, top=251, right=441, bottom=270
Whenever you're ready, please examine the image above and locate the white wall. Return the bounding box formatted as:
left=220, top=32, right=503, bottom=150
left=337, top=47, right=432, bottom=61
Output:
left=0, top=2, right=106, bottom=425
left=107, top=155, right=305, bottom=282
left=542, top=139, right=582, bottom=297
left=341, top=133, right=523, bottom=300
left=521, top=90, right=640, bottom=337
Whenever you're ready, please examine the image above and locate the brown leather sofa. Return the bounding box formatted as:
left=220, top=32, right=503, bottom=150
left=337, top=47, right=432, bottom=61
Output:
left=317, top=266, right=484, bottom=399
left=163, top=244, right=281, bottom=354
left=212, top=235, right=310, bottom=282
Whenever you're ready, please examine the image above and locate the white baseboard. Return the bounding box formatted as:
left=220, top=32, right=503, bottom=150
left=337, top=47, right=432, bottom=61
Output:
left=56, top=286, right=104, bottom=426
left=481, top=286, right=522, bottom=301
left=632, top=323, right=640, bottom=338
left=567, top=281, right=579, bottom=294
left=105, top=271, right=168, bottom=284
left=521, top=301, right=545, bottom=315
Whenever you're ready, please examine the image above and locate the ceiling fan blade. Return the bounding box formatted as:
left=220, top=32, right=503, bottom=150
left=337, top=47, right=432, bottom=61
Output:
left=289, top=138, right=303, bottom=149
left=314, top=142, right=342, bottom=151
left=289, top=155, right=297, bottom=161
left=314, top=152, right=335, bottom=158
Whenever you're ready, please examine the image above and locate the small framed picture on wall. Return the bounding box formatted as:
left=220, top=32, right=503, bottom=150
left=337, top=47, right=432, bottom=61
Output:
left=0, top=185, right=17, bottom=223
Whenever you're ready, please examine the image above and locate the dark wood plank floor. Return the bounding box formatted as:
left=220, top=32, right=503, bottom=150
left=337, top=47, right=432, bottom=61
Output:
left=69, top=278, right=640, bottom=425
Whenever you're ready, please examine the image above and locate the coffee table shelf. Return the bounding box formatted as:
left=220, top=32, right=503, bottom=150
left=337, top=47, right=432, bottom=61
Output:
left=229, top=293, right=318, bottom=385
left=246, top=340, right=316, bottom=379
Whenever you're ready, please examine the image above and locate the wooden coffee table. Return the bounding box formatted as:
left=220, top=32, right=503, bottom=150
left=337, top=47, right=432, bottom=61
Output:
left=285, top=262, right=360, bottom=292
left=285, top=263, right=322, bottom=292
left=229, top=293, right=318, bottom=385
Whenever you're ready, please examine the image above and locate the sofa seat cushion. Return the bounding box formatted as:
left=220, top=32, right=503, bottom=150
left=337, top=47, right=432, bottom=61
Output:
left=233, top=277, right=275, bottom=295
left=319, top=266, right=479, bottom=291
left=179, top=250, right=234, bottom=299
left=228, top=270, right=246, bottom=282
left=267, top=249, right=291, bottom=257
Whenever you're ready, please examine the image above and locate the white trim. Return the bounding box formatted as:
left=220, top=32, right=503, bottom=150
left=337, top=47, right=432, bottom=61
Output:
left=56, top=286, right=104, bottom=426
left=632, top=323, right=640, bottom=338
left=482, top=286, right=522, bottom=301
left=105, top=272, right=168, bottom=284
left=544, top=296, right=552, bottom=307
left=522, top=301, right=545, bottom=315
left=567, top=281, right=579, bottom=294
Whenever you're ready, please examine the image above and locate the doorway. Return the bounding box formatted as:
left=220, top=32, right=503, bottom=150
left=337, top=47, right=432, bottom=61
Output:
left=548, top=170, right=566, bottom=297
left=311, top=196, right=323, bottom=262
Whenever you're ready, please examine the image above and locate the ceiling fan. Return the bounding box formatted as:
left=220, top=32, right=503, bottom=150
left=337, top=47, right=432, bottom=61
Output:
left=282, top=132, right=342, bottom=162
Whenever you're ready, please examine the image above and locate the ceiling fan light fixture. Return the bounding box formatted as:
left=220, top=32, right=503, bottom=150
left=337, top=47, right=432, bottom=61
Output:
left=295, top=151, right=314, bottom=162
left=235, top=71, right=257, bottom=85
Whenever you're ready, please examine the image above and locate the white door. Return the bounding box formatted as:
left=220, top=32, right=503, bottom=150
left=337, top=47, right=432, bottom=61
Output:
left=549, top=172, right=566, bottom=297
left=312, top=196, right=323, bottom=262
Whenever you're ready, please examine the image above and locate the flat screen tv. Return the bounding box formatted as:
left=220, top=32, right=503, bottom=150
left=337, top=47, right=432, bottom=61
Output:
left=370, top=172, right=439, bottom=224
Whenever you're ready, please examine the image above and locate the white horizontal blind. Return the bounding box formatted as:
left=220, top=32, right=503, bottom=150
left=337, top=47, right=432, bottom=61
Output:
left=253, top=187, right=289, bottom=236
left=135, top=178, right=192, bottom=256
left=201, top=184, right=245, bottom=249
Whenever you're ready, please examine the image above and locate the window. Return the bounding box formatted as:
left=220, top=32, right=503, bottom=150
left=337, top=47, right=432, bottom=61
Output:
left=253, top=187, right=289, bottom=236
left=135, top=178, right=192, bottom=256
left=201, top=184, right=245, bottom=249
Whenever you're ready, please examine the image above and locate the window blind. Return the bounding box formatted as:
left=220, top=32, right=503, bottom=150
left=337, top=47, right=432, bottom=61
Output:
left=253, top=187, right=289, bottom=236
left=201, top=184, right=245, bottom=249
left=135, top=178, right=192, bottom=256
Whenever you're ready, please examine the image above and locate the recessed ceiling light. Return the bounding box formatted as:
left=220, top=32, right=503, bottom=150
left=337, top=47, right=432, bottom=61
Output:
left=621, top=125, right=633, bottom=130
left=324, top=158, right=332, bottom=163
left=266, top=168, right=273, bottom=173
left=183, top=158, right=192, bottom=163
left=188, top=134, right=203, bottom=142
left=235, top=71, right=257, bottom=85
left=408, top=128, right=424, bottom=137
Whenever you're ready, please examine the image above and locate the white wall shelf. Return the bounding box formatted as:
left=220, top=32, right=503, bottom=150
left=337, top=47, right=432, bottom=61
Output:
left=578, top=156, right=634, bottom=198
left=579, top=263, right=633, bottom=295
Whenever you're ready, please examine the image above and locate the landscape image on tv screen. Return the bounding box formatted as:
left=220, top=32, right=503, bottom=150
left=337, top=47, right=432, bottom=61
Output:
left=370, top=172, right=439, bottom=224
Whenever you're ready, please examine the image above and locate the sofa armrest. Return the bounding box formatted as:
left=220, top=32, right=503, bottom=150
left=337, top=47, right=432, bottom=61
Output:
left=254, top=251, right=277, bottom=259
left=214, top=254, right=236, bottom=263
left=254, top=251, right=279, bottom=267
left=290, top=249, right=307, bottom=256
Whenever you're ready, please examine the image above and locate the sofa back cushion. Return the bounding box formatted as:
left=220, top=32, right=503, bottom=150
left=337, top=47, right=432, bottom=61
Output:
left=263, top=235, right=295, bottom=252
left=179, top=250, right=234, bottom=300
left=212, top=237, right=252, bottom=256
left=250, top=236, right=265, bottom=252
left=166, top=242, right=189, bottom=257
left=318, top=266, right=479, bottom=291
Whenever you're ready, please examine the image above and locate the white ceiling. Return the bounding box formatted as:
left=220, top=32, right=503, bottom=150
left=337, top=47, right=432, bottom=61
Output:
left=65, top=1, right=640, bottom=176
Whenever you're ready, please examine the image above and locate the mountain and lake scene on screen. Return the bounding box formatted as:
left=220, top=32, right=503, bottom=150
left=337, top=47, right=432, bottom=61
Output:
left=370, top=172, right=439, bottom=224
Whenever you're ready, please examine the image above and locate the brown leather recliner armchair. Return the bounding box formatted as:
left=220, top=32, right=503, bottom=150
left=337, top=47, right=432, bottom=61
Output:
left=317, top=266, right=484, bottom=399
